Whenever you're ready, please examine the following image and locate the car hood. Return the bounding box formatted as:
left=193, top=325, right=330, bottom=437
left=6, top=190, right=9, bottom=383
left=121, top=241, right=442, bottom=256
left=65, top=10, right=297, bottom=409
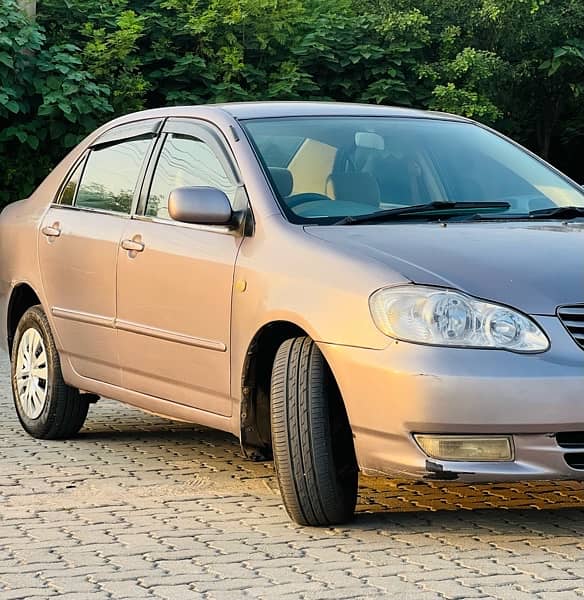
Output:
left=305, top=221, right=584, bottom=315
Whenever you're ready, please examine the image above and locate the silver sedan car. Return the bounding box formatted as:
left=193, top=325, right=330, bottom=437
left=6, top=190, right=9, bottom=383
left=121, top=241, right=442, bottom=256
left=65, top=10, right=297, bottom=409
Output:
left=1, top=102, right=584, bottom=526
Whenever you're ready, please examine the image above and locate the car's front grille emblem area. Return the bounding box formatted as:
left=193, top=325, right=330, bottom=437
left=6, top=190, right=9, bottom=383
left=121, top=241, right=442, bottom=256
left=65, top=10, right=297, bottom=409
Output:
left=557, top=305, right=584, bottom=349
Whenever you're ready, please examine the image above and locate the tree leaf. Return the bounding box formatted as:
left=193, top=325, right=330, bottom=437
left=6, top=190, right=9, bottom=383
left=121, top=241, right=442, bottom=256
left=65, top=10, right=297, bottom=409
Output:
left=5, top=100, right=19, bottom=113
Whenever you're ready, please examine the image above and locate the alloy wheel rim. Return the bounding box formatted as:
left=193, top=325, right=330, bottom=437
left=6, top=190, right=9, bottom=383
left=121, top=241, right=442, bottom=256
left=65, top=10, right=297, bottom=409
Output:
left=15, top=328, right=48, bottom=419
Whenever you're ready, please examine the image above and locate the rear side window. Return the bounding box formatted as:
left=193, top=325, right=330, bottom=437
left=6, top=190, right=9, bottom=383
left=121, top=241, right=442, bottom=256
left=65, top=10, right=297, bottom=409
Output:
left=58, top=160, right=84, bottom=206
left=75, top=137, right=152, bottom=214
left=146, top=134, right=236, bottom=220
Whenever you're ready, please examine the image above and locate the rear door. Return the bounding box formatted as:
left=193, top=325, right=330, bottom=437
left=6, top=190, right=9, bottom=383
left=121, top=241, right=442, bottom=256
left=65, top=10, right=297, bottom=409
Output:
left=38, top=121, right=161, bottom=385
left=116, top=118, right=245, bottom=415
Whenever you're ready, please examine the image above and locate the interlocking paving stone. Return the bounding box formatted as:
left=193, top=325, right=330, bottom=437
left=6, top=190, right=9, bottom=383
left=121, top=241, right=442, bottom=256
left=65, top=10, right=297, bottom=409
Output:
left=2, top=349, right=584, bottom=599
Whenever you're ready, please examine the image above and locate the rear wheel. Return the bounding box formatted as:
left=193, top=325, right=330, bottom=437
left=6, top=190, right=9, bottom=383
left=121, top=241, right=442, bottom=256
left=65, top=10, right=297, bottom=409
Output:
left=11, top=305, right=89, bottom=439
left=271, top=336, right=358, bottom=526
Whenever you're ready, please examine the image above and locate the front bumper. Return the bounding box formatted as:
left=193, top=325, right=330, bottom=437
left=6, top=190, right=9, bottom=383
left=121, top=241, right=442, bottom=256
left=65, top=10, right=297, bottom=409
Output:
left=319, top=316, right=584, bottom=482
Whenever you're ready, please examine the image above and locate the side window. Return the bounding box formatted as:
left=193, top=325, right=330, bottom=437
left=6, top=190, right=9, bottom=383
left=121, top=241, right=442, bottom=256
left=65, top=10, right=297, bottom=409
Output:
left=75, top=137, right=152, bottom=214
left=146, top=134, right=236, bottom=220
left=58, top=159, right=85, bottom=206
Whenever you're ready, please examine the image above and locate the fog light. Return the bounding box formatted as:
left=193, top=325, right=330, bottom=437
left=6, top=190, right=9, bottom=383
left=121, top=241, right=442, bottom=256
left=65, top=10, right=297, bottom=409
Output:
left=414, top=435, right=513, bottom=462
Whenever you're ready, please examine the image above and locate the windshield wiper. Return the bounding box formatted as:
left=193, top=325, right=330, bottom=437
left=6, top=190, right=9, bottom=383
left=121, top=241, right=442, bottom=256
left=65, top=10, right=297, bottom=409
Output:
left=527, top=206, right=584, bottom=220
left=334, top=201, right=511, bottom=225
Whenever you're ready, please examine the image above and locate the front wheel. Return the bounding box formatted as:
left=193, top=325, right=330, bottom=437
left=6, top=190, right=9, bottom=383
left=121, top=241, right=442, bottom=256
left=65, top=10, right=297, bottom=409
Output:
left=271, top=337, right=358, bottom=526
left=11, top=305, right=89, bottom=439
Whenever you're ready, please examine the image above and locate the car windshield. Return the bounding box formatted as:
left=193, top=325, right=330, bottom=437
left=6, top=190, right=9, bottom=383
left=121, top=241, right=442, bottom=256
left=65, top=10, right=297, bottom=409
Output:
left=242, top=116, right=584, bottom=224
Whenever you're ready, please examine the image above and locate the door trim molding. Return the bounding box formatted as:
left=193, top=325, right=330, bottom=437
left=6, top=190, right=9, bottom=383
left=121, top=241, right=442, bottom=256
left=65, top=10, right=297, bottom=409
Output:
left=52, top=307, right=115, bottom=328
left=52, top=307, right=227, bottom=352
left=116, top=319, right=227, bottom=352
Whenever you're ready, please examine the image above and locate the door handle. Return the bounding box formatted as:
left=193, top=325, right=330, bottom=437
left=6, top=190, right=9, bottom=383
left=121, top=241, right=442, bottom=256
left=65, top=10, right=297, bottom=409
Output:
left=41, top=224, right=61, bottom=238
left=121, top=238, right=145, bottom=253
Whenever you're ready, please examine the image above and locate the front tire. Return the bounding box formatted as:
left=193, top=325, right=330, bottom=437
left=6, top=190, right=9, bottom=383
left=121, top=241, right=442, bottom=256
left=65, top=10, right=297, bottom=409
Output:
left=11, top=305, right=89, bottom=439
left=271, top=337, right=358, bottom=526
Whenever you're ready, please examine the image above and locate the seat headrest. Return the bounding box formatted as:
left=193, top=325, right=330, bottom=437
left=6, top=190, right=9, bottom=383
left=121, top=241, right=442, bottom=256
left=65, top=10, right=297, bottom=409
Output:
left=327, top=172, right=380, bottom=206
left=268, top=167, right=293, bottom=198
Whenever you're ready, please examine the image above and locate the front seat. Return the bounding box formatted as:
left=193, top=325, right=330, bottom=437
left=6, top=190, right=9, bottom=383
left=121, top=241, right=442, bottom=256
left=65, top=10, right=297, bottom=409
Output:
left=326, top=172, right=380, bottom=207
left=268, top=167, right=294, bottom=198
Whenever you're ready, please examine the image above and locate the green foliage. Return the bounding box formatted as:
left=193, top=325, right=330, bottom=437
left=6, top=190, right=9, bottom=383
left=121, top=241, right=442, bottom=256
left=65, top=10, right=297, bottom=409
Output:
left=81, top=9, right=149, bottom=112
left=0, top=0, right=582, bottom=209
left=0, top=0, right=112, bottom=206
left=431, top=83, right=503, bottom=122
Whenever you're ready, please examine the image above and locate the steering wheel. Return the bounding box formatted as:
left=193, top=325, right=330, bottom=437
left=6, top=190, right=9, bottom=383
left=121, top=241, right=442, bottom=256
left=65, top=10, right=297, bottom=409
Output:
left=286, top=193, right=332, bottom=209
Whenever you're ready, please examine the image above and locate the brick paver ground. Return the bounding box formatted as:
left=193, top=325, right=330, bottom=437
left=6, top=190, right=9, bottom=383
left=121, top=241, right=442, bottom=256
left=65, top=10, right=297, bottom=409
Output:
left=2, top=349, right=584, bottom=599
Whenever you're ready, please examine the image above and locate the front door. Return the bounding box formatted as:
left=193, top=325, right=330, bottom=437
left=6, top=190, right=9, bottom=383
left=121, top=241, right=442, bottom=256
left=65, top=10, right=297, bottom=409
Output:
left=38, top=129, right=156, bottom=385
left=116, top=119, right=244, bottom=415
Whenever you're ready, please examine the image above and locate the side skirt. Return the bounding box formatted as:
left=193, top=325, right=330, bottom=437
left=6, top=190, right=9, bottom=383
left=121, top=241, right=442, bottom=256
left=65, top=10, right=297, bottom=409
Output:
left=60, top=356, right=240, bottom=437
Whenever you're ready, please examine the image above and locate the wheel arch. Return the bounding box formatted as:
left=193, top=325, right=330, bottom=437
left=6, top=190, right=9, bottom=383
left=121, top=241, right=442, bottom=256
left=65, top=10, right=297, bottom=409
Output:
left=240, top=320, right=307, bottom=459
left=7, top=282, right=43, bottom=353
left=239, top=320, right=351, bottom=461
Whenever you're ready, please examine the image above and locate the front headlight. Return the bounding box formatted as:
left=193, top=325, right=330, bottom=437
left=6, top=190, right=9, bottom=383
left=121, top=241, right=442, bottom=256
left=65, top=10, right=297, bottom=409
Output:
left=369, top=285, right=549, bottom=352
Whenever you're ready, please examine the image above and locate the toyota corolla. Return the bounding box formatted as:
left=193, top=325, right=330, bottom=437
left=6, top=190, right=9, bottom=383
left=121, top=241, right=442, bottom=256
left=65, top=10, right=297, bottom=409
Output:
left=1, top=102, right=584, bottom=526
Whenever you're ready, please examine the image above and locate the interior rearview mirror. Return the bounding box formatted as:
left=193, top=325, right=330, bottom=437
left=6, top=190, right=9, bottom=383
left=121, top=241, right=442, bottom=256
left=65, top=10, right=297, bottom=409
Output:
left=168, top=186, right=233, bottom=226
left=355, top=131, right=384, bottom=151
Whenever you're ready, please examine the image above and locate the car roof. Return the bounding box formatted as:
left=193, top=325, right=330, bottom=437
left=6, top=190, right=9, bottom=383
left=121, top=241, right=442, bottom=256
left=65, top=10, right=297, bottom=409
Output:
left=215, top=101, right=467, bottom=121
left=105, top=102, right=470, bottom=128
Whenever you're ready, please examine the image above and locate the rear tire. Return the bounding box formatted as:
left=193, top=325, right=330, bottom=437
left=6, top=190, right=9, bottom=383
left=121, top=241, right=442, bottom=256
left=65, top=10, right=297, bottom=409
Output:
left=271, top=336, right=358, bottom=526
left=11, top=305, right=89, bottom=439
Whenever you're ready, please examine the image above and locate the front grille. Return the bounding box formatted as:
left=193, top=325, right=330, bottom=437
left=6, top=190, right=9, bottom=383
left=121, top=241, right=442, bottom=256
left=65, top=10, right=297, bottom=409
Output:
left=557, top=305, right=584, bottom=349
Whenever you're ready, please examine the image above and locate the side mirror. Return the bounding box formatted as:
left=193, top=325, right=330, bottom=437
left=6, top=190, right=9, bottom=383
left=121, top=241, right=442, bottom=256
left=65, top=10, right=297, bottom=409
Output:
left=168, top=186, right=233, bottom=226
